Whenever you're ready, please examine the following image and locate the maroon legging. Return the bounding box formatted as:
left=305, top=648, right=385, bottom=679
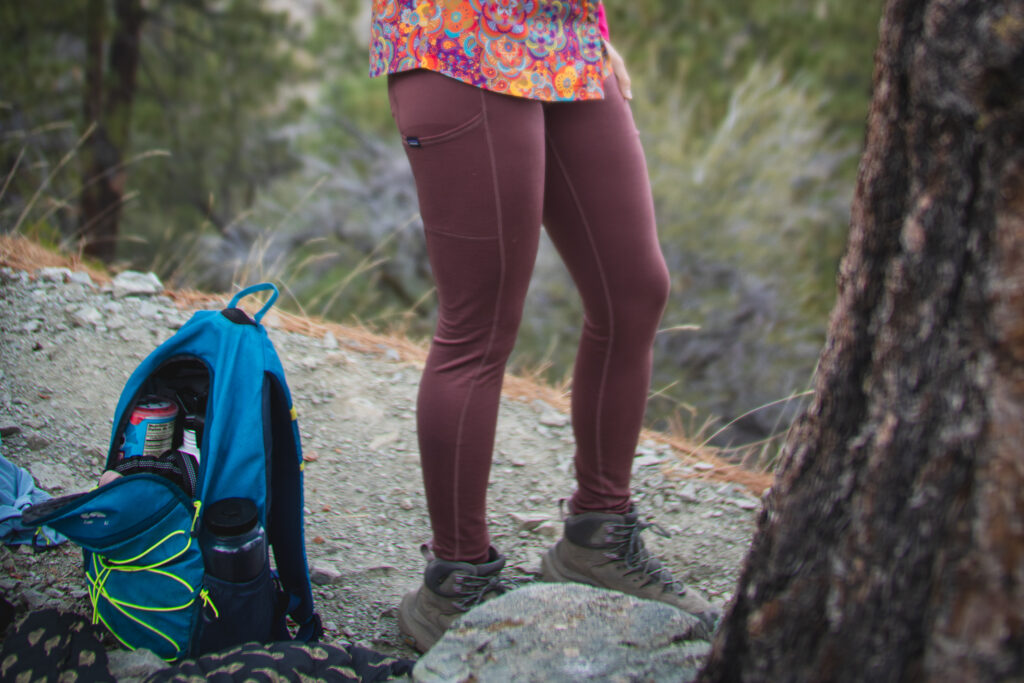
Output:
left=387, top=69, right=670, bottom=563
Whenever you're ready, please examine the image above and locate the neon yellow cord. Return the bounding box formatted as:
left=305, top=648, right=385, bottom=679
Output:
left=200, top=588, right=219, bottom=619
left=101, top=533, right=193, bottom=577
left=103, top=587, right=198, bottom=613
left=85, top=524, right=203, bottom=661
left=191, top=500, right=202, bottom=533
left=103, top=529, right=188, bottom=567
left=93, top=605, right=132, bottom=650
left=33, top=528, right=50, bottom=546
left=141, top=566, right=197, bottom=593
left=89, top=565, right=195, bottom=657
left=91, top=592, right=195, bottom=662
left=103, top=593, right=183, bottom=653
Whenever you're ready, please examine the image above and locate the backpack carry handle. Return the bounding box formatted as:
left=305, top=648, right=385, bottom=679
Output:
left=228, top=283, right=279, bottom=324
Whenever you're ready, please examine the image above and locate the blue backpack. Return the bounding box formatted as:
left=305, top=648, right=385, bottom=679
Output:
left=23, top=283, right=320, bottom=661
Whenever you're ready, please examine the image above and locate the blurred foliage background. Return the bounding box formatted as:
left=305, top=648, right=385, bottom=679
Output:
left=0, top=0, right=884, bottom=462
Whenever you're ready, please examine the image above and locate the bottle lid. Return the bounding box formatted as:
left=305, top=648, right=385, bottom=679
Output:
left=204, top=497, right=258, bottom=536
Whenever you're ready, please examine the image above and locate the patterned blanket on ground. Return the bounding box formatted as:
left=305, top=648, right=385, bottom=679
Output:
left=1, top=608, right=415, bottom=682
left=148, top=640, right=415, bottom=682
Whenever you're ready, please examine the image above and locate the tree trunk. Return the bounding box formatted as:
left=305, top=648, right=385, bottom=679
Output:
left=79, top=0, right=142, bottom=262
left=699, top=1, right=1024, bottom=681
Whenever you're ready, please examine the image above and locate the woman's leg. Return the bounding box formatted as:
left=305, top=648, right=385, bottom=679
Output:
left=536, top=78, right=720, bottom=626
left=387, top=70, right=545, bottom=563
left=538, top=78, right=718, bottom=626
left=541, top=75, right=670, bottom=514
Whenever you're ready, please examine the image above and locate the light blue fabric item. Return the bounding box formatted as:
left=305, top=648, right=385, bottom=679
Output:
left=0, top=443, right=67, bottom=547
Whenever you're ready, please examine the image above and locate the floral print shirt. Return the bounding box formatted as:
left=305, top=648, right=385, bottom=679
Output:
left=370, top=1, right=611, bottom=102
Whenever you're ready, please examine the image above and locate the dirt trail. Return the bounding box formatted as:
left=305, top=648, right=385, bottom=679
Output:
left=0, top=254, right=762, bottom=660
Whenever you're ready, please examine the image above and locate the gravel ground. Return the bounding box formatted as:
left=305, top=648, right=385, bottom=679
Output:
left=0, top=266, right=761, bottom=663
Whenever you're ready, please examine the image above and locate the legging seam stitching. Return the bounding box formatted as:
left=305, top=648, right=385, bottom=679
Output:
left=423, top=229, right=498, bottom=241
left=545, top=132, right=615, bottom=491
left=449, top=89, right=505, bottom=560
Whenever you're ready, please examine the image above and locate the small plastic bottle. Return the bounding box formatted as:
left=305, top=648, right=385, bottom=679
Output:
left=179, top=415, right=204, bottom=464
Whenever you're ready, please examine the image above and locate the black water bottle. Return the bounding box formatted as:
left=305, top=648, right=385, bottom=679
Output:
left=202, top=498, right=267, bottom=582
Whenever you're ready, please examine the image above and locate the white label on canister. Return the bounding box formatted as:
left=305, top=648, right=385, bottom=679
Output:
left=142, top=419, right=175, bottom=456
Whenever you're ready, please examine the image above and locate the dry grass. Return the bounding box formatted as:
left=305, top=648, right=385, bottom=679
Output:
left=0, top=233, right=773, bottom=494
left=0, top=234, right=109, bottom=283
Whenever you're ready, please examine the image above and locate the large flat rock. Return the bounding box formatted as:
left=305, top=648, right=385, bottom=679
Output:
left=414, top=582, right=711, bottom=682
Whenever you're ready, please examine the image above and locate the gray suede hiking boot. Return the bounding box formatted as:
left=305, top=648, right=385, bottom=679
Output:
left=540, top=508, right=721, bottom=631
left=398, top=546, right=513, bottom=652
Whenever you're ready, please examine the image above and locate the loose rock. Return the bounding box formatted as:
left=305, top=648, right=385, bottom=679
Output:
left=69, top=305, right=103, bottom=327
left=37, top=267, right=72, bottom=283
left=414, top=583, right=711, bottom=683
left=111, top=271, right=164, bottom=298
left=311, top=563, right=343, bottom=585
left=24, top=432, right=52, bottom=451
left=107, top=648, right=170, bottom=681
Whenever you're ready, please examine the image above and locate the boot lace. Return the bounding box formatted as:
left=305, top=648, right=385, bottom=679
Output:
left=604, top=518, right=688, bottom=596
left=450, top=573, right=521, bottom=613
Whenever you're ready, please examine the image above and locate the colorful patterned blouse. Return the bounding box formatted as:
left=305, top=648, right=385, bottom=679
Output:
left=370, top=1, right=612, bottom=102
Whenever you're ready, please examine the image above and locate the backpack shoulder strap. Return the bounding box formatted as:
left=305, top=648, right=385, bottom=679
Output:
left=264, top=371, right=320, bottom=641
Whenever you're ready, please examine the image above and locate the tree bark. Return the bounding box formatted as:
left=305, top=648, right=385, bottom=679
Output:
left=79, top=0, right=143, bottom=262
left=699, top=0, right=1024, bottom=681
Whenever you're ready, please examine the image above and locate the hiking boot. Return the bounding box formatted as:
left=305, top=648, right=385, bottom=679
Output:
left=540, top=507, right=721, bottom=632
left=398, top=546, right=513, bottom=652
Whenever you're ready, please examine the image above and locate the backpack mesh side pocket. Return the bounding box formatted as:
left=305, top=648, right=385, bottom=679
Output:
left=194, top=562, right=278, bottom=655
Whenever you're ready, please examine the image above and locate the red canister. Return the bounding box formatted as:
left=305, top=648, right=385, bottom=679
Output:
left=121, top=397, right=178, bottom=459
